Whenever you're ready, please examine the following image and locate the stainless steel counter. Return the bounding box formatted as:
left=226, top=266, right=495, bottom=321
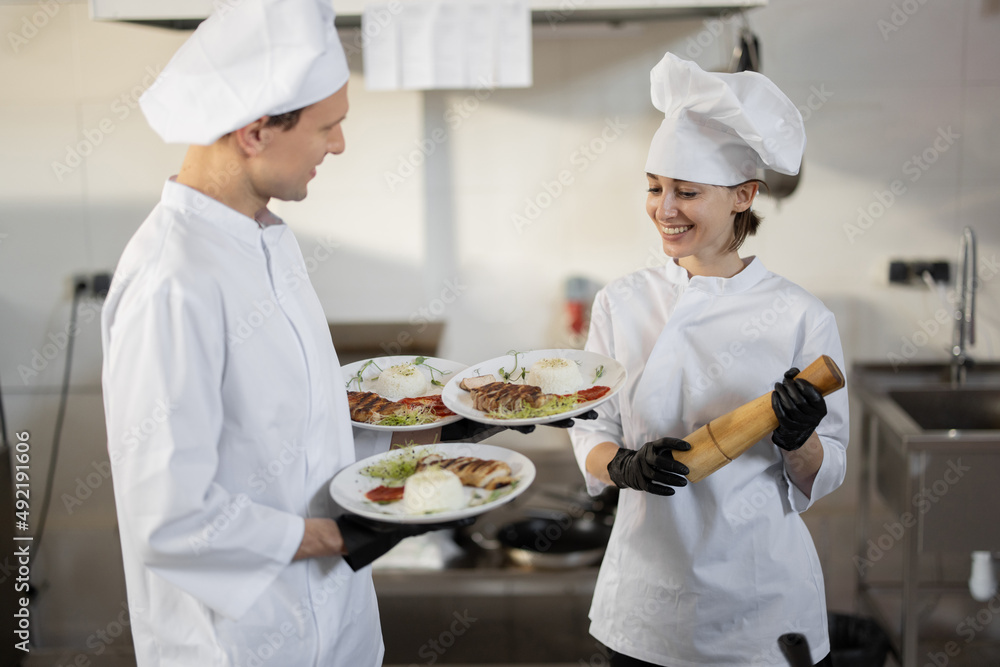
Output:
left=374, top=567, right=601, bottom=665
left=852, top=362, right=1000, bottom=667
left=372, top=443, right=608, bottom=665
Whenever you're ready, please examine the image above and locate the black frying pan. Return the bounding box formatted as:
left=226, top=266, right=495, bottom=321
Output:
left=497, top=516, right=612, bottom=568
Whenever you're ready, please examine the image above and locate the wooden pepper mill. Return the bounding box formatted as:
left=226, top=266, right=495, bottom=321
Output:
left=673, top=355, right=845, bottom=483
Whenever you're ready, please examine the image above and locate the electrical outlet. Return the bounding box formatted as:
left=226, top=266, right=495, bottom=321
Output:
left=70, top=272, right=113, bottom=298
left=888, top=259, right=950, bottom=286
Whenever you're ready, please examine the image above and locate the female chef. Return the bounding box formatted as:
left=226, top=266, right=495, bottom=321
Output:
left=569, top=53, right=848, bottom=667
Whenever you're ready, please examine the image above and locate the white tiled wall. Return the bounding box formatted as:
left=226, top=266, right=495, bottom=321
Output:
left=1, top=0, right=999, bottom=647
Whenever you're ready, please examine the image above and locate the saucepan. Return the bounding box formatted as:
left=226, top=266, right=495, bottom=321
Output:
left=497, top=514, right=612, bottom=569
left=730, top=24, right=803, bottom=200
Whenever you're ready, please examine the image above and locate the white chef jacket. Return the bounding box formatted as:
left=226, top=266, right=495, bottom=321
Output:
left=101, top=179, right=390, bottom=667
left=570, top=257, right=848, bottom=667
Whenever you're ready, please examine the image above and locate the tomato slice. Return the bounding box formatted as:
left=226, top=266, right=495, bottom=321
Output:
left=365, top=485, right=404, bottom=503
left=575, top=385, right=611, bottom=402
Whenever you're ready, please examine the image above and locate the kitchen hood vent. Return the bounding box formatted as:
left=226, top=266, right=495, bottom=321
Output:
left=90, top=0, right=766, bottom=29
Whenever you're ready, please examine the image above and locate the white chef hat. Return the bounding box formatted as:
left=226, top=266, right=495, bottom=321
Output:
left=645, top=52, right=805, bottom=186
left=140, top=0, right=350, bottom=145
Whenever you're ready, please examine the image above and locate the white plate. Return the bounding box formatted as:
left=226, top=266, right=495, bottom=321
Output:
left=341, top=355, right=467, bottom=431
left=329, top=443, right=535, bottom=524
left=441, top=349, right=626, bottom=427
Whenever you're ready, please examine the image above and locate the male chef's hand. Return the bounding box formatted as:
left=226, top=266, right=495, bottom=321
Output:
left=335, top=514, right=475, bottom=571
left=440, top=410, right=598, bottom=442
left=771, top=367, right=827, bottom=452
left=607, top=437, right=690, bottom=496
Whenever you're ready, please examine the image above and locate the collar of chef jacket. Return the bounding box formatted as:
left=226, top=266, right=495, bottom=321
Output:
left=630, top=254, right=771, bottom=445
left=662, top=254, right=767, bottom=294
left=162, top=178, right=286, bottom=248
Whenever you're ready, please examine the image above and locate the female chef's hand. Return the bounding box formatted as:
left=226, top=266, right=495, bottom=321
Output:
left=335, top=514, right=475, bottom=571
left=771, top=367, right=827, bottom=451
left=607, top=437, right=690, bottom=496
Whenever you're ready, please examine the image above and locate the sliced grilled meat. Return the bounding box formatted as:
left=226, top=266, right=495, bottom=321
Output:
left=459, top=374, right=497, bottom=391
left=417, top=454, right=514, bottom=490
left=470, top=382, right=550, bottom=413
left=348, top=391, right=404, bottom=423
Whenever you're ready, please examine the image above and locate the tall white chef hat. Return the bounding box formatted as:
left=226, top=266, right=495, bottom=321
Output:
left=645, top=52, right=805, bottom=187
left=140, top=0, right=349, bottom=145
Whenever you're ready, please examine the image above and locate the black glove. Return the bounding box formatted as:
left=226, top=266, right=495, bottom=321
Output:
left=771, top=367, right=827, bottom=452
left=335, top=514, right=475, bottom=571
left=440, top=418, right=534, bottom=442
left=440, top=410, right=599, bottom=442
left=546, top=409, right=599, bottom=429
left=607, top=437, right=690, bottom=496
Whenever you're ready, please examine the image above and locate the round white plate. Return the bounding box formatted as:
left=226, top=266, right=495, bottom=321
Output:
left=329, top=443, right=535, bottom=524
left=441, top=349, right=626, bottom=427
left=341, top=355, right=467, bottom=431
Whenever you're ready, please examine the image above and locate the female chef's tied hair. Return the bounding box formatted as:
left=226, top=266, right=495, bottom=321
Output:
left=645, top=52, right=806, bottom=250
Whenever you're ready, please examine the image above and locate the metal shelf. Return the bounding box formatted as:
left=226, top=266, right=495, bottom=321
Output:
left=90, top=0, right=766, bottom=25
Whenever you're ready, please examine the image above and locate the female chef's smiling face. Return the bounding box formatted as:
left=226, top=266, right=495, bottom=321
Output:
left=645, top=173, right=756, bottom=278
left=255, top=84, right=349, bottom=202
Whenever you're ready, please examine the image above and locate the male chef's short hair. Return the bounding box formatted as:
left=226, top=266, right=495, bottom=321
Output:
left=729, top=179, right=766, bottom=253
left=264, top=108, right=303, bottom=131
left=218, top=107, right=303, bottom=141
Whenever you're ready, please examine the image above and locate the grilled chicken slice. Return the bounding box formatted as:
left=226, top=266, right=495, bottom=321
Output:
left=470, top=382, right=550, bottom=413
left=348, top=391, right=404, bottom=423
left=417, top=454, right=514, bottom=490
left=459, top=374, right=497, bottom=391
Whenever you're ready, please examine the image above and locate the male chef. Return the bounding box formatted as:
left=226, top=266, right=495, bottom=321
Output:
left=101, top=1, right=464, bottom=665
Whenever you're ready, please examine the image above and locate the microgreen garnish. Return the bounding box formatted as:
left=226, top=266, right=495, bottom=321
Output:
left=594, top=365, right=605, bottom=383
left=498, top=349, right=527, bottom=383
left=346, top=358, right=383, bottom=391
left=412, top=356, right=451, bottom=387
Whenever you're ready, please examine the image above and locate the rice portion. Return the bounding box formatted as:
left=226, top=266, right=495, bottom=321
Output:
left=403, top=469, right=466, bottom=514
left=376, top=363, right=429, bottom=400
left=525, top=357, right=583, bottom=394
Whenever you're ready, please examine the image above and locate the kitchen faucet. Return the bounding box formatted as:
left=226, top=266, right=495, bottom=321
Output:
left=951, top=226, right=977, bottom=385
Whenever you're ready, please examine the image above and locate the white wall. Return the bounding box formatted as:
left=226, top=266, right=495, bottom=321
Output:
left=1, top=0, right=999, bottom=646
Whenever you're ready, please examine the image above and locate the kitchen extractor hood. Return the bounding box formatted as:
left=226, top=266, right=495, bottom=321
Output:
left=90, top=0, right=766, bottom=28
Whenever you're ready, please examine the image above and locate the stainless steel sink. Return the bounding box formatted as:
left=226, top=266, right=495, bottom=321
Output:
left=852, top=361, right=1000, bottom=667
left=850, top=362, right=1000, bottom=392
left=887, top=387, right=1000, bottom=431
